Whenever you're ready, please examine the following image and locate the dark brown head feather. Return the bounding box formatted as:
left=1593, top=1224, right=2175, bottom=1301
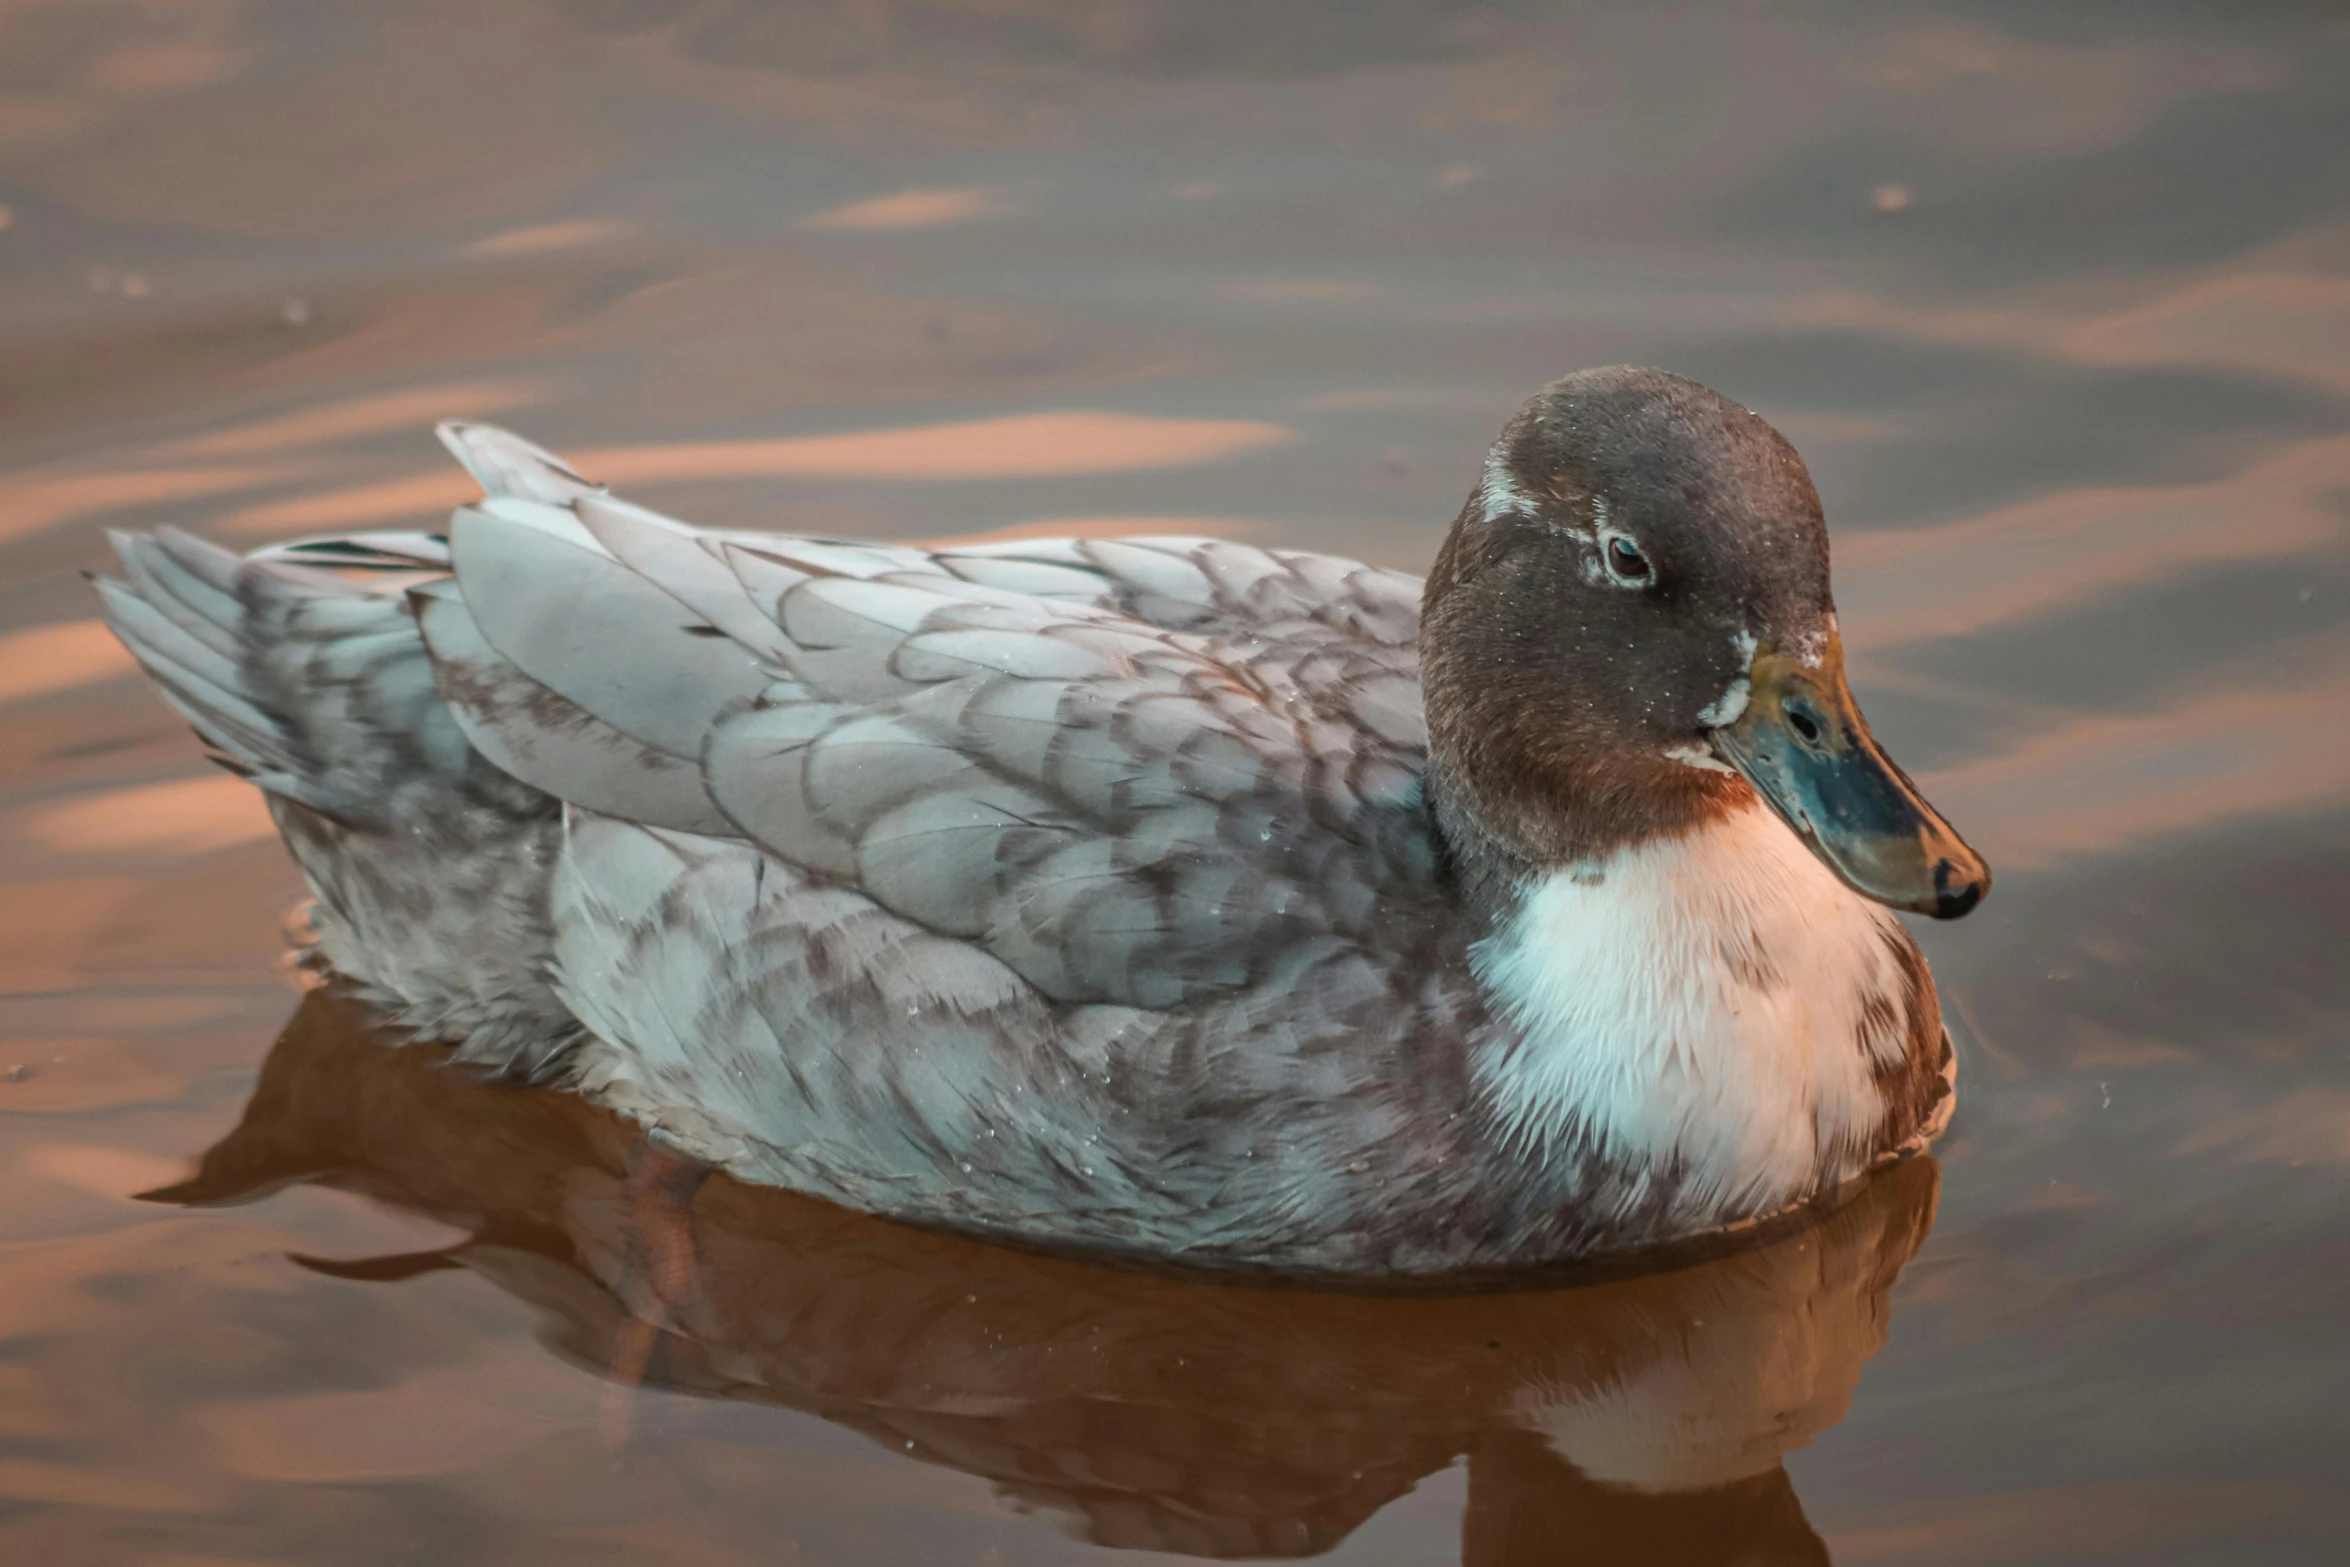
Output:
left=1419, top=367, right=1839, bottom=892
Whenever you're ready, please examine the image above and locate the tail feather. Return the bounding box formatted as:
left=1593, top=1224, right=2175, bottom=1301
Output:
left=110, top=527, right=245, bottom=657
left=95, top=519, right=578, bottom=1073
left=96, top=532, right=308, bottom=784
left=95, top=526, right=476, bottom=822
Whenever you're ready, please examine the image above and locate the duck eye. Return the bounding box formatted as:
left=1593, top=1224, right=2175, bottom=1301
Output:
left=1605, top=536, right=1651, bottom=584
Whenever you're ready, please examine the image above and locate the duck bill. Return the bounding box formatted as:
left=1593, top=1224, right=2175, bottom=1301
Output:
left=1709, top=635, right=1990, bottom=919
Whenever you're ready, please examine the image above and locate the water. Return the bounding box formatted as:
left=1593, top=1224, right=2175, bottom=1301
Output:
left=1, top=2, right=2346, bottom=1561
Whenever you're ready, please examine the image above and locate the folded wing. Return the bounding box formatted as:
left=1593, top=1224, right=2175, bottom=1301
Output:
left=402, top=424, right=1435, bottom=1013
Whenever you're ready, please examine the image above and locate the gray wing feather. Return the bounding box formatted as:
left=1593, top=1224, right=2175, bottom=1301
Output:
left=546, top=811, right=1190, bottom=1233
left=571, top=494, right=798, bottom=661
left=448, top=505, right=771, bottom=758
left=928, top=536, right=1424, bottom=660
left=700, top=697, right=862, bottom=876
left=551, top=815, right=1047, bottom=1167
left=715, top=535, right=946, bottom=580
left=930, top=551, right=1121, bottom=601
left=411, top=581, right=735, bottom=835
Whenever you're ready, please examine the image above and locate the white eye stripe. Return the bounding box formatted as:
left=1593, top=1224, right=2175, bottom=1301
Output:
left=1480, top=446, right=1535, bottom=524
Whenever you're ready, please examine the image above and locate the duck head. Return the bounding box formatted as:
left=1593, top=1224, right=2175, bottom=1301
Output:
left=1421, top=366, right=1988, bottom=919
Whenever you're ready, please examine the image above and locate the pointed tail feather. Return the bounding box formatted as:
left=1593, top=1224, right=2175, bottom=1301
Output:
left=94, top=527, right=467, bottom=821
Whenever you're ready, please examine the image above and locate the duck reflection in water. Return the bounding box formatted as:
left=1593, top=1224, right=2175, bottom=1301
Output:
left=156, top=989, right=1939, bottom=1565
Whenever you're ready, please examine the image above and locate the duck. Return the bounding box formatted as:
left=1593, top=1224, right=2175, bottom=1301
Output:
left=97, top=366, right=1988, bottom=1283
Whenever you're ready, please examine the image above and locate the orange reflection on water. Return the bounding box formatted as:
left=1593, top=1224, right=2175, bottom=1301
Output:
left=2064, top=270, right=2350, bottom=395
left=1827, top=1479, right=2300, bottom=1566
left=589, top=410, right=1296, bottom=483
left=1924, top=660, right=2350, bottom=869
left=1792, top=264, right=2350, bottom=395
left=458, top=220, right=631, bottom=258
left=0, top=878, right=140, bottom=993
left=223, top=410, right=1298, bottom=534
left=162, top=379, right=547, bottom=459
left=2176, top=1087, right=2350, bottom=1168
left=1839, top=433, right=2350, bottom=651
left=803, top=187, right=1009, bottom=232
left=0, top=465, right=298, bottom=545
left=21, top=1142, right=190, bottom=1204
left=23, top=775, right=278, bottom=858
left=0, top=621, right=136, bottom=707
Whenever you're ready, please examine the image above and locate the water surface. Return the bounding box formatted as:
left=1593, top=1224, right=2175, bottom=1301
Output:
left=2, top=2, right=2346, bottom=1561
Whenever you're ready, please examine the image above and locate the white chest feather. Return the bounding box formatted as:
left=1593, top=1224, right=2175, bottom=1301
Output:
left=1471, top=805, right=1914, bottom=1222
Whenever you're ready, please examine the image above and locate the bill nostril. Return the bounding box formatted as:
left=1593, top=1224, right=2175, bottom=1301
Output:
left=1931, top=857, right=1986, bottom=919
left=1786, top=703, right=1823, bottom=745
